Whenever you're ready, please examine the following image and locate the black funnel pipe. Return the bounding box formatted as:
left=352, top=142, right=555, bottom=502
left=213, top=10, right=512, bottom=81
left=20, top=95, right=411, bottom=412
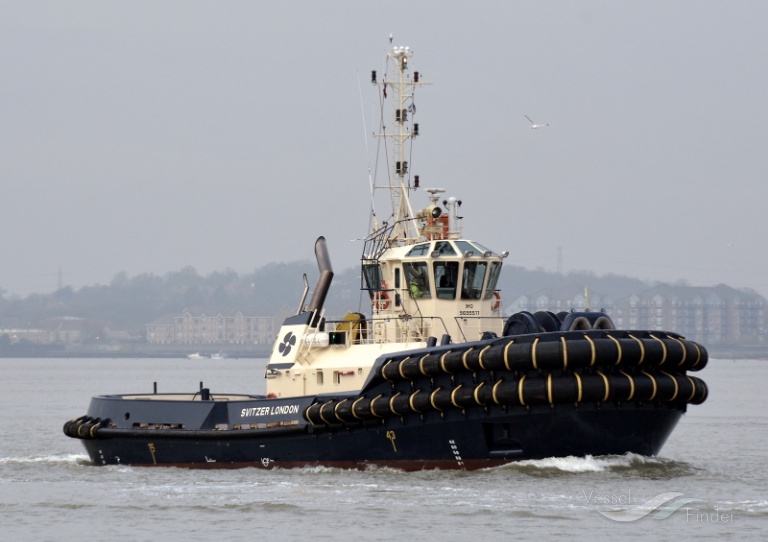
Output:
left=306, top=236, right=334, bottom=314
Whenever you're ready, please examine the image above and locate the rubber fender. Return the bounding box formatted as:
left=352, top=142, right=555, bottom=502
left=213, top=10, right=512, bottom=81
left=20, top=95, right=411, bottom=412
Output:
left=521, top=376, right=549, bottom=405
left=531, top=338, right=569, bottom=370
left=378, top=331, right=709, bottom=378
left=606, top=371, right=635, bottom=401
left=653, top=372, right=682, bottom=402
left=408, top=389, right=434, bottom=413
left=560, top=311, right=616, bottom=331
left=318, top=401, right=340, bottom=425
left=429, top=388, right=455, bottom=411
left=306, top=370, right=709, bottom=426
left=638, top=335, right=667, bottom=366
left=395, top=356, right=422, bottom=381
left=631, top=371, right=660, bottom=401
left=659, top=334, right=708, bottom=371
left=332, top=399, right=357, bottom=424
left=417, top=352, right=445, bottom=376
left=349, top=396, right=375, bottom=420
left=489, top=379, right=522, bottom=406
left=370, top=394, right=390, bottom=418
left=388, top=389, right=432, bottom=415
left=580, top=373, right=611, bottom=403
left=381, top=358, right=402, bottom=381
left=560, top=314, right=592, bottom=331
left=439, top=349, right=472, bottom=374
left=380, top=359, right=395, bottom=381
left=448, top=385, right=482, bottom=409
left=63, top=416, right=87, bottom=438
left=534, top=311, right=561, bottom=332
left=388, top=393, right=408, bottom=416
left=76, top=417, right=95, bottom=438
left=547, top=373, right=581, bottom=404
left=486, top=340, right=534, bottom=371
left=687, top=375, right=708, bottom=404
left=680, top=339, right=708, bottom=371
left=584, top=311, right=615, bottom=328
left=503, top=311, right=540, bottom=336
left=613, top=336, right=646, bottom=365
left=304, top=402, right=328, bottom=425
left=592, top=316, right=616, bottom=329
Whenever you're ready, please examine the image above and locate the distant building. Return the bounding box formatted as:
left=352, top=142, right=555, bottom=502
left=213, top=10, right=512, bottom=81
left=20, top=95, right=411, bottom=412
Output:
left=0, top=326, right=49, bottom=344
left=507, top=284, right=766, bottom=347
left=627, top=284, right=765, bottom=346
left=145, top=305, right=293, bottom=346
left=0, top=316, right=105, bottom=345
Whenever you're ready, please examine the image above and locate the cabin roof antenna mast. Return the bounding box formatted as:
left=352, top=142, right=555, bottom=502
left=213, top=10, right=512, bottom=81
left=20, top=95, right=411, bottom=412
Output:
left=372, top=37, right=430, bottom=246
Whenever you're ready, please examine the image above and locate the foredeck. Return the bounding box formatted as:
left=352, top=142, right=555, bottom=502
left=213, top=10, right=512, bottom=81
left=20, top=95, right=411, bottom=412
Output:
left=113, top=393, right=260, bottom=402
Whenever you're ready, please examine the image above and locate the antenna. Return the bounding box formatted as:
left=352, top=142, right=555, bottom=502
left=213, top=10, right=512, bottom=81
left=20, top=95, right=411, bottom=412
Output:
left=370, top=40, right=430, bottom=244
left=357, top=71, right=377, bottom=231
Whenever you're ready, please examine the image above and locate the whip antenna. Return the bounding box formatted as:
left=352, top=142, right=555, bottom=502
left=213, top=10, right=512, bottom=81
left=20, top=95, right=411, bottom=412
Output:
left=357, top=70, right=377, bottom=229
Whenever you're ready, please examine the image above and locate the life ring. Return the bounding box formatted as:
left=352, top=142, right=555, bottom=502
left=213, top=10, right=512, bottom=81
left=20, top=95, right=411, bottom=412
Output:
left=373, top=290, right=390, bottom=310
left=266, top=392, right=278, bottom=399
left=373, top=280, right=391, bottom=310
left=491, top=291, right=501, bottom=311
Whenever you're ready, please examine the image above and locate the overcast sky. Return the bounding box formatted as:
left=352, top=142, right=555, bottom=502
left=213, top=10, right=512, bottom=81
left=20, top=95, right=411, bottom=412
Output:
left=2, top=1, right=767, bottom=299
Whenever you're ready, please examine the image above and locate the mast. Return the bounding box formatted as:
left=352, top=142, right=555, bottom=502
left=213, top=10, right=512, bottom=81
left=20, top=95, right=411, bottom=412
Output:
left=372, top=39, right=429, bottom=246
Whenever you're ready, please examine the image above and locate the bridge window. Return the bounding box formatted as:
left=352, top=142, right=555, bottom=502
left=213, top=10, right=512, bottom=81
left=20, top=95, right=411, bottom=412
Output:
left=483, top=261, right=502, bottom=300
left=361, top=264, right=383, bottom=300
left=434, top=241, right=456, bottom=256
left=405, top=243, right=431, bottom=257
left=462, top=261, right=487, bottom=300
left=434, top=261, right=459, bottom=299
left=394, top=268, right=401, bottom=307
left=404, top=262, right=431, bottom=299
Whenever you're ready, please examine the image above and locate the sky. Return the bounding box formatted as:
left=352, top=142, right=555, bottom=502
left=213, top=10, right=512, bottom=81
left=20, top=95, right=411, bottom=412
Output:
left=2, top=1, right=767, bottom=298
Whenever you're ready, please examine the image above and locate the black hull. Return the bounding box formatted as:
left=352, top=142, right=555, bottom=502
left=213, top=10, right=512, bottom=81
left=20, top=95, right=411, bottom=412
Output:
left=66, top=328, right=706, bottom=470
left=76, top=401, right=683, bottom=470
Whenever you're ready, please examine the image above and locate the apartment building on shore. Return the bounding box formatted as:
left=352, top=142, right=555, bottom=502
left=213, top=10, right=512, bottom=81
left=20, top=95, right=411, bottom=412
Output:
left=506, top=283, right=766, bottom=348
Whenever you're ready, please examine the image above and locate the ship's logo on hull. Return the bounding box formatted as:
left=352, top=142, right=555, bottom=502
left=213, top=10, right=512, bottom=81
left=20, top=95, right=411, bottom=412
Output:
left=279, top=332, right=297, bottom=356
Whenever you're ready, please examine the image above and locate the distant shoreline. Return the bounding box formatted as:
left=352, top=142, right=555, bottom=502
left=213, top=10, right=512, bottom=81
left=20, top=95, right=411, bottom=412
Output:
left=0, top=344, right=272, bottom=359
left=0, top=345, right=764, bottom=360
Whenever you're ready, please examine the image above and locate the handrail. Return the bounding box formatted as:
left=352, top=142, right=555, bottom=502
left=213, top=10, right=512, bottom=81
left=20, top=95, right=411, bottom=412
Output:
left=320, top=314, right=505, bottom=346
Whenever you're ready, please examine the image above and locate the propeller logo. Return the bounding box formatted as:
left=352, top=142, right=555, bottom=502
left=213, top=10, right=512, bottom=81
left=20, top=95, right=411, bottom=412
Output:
left=278, top=332, right=297, bottom=356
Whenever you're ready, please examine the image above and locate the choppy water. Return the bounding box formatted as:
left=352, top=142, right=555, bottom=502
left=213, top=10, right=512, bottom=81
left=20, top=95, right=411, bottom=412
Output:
left=1, top=357, right=766, bottom=541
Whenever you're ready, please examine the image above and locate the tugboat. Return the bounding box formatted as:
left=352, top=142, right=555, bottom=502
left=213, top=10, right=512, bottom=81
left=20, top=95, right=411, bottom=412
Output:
left=64, top=38, right=708, bottom=470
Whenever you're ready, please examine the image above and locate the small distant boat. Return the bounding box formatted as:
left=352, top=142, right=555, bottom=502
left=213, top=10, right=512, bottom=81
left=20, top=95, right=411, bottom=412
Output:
left=209, top=352, right=227, bottom=360
left=186, top=353, right=204, bottom=360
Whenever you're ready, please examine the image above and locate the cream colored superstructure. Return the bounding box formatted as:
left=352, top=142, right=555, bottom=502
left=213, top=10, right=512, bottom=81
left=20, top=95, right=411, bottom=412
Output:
left=265, top=39, right=508, bottom=399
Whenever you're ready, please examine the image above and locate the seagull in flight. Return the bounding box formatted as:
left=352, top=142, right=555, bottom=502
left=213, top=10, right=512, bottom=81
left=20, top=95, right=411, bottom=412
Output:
left=525, top=115, right=549, bottom=129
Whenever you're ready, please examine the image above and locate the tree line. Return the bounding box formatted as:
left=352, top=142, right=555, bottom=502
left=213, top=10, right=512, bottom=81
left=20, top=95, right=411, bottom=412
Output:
left=0, top=260, right=666, bottom=336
